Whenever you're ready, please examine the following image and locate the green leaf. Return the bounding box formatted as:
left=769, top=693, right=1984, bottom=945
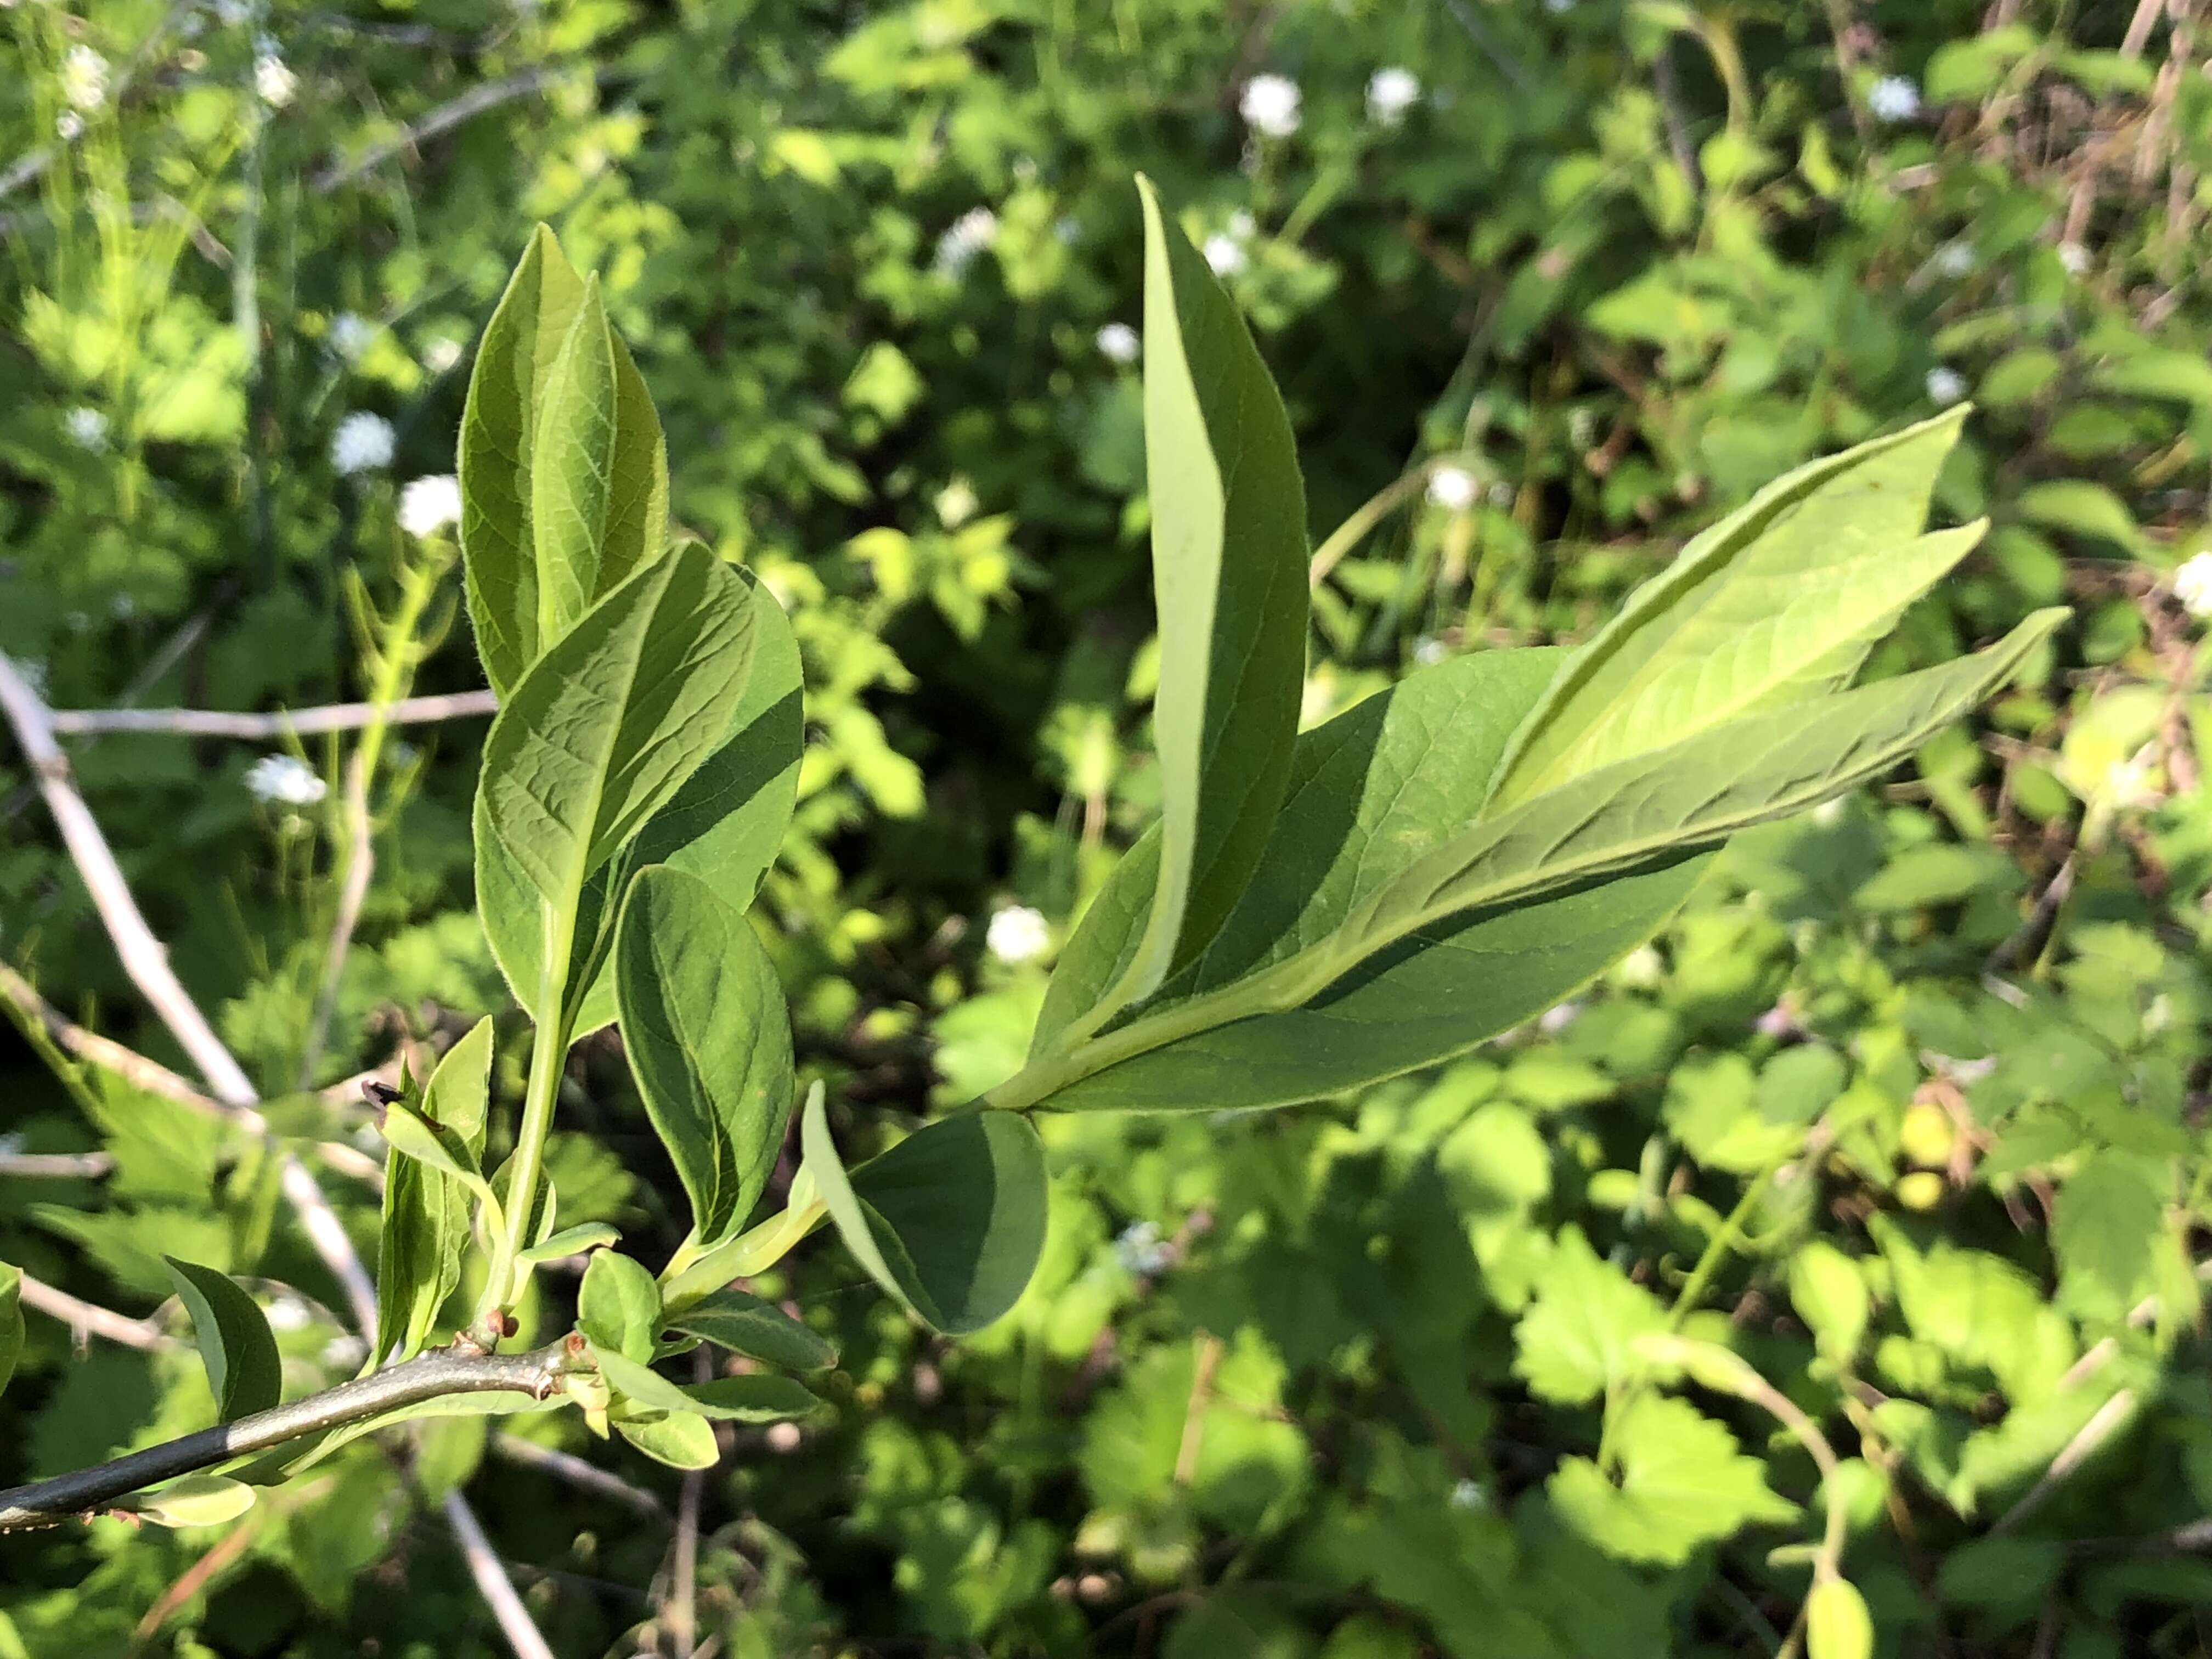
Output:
left=1548, top=1394, right=1797, bottom=1565
left=2017, top=480, right=2138, bottom=551
left=131, top=1474, right=257, bottom=1529
left=375, top=1019, right=493, bottom=1365
left=475, top=539, right=758, bottom=1018
left=163, top=1257, right=281, bottom=1421
left=530, top=274, right=670, bottom=656
left=1057, top=177, right=1308, bottom=1041
left=614, top=1410, right=720, bottom=1469
left=515, top=1223, right=619, bottom=1266
left=0, top=1261, right=20, bottom=1397
left=1492, top=409, right=1978, bottom=807
left=1030, top=649, right=1705, bottom=1111
left=1513, top=1228, right=1667, bottom=1406
left=578, top=1250, right=663, bottom=1363
left=483, top=571, right=803, bottom=1035
left=616, top=865, right=795, bottom=1246
left=1788, top=1240, right=1871, bottom=1363
left=1350, top=611, right=2064, bottom=952
left=459, top=225, right=589, bottom=697
left=1805, top=1577, right=1875, bottom=1659
left=684, top=1374, right=820, bottom=1421
left=2053, top=1152, right=2166, bottom=1323
left=803, top=1087, right=1048, bottom=1334
left=663, top=1287, right=837, bottom=1372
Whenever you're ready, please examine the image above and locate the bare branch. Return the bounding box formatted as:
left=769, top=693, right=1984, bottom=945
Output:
left=48, top=688, right=498, bottom=740
left=0, top=1150, right=114, bottom=1180
left=311, top=69, right=580, bottom=193
left=18, top=1271, right=177, bottom=1353
left=489, top=1433, right=668, bottom=1520
left=0, top=1344, right=569, bottom=1530
left=443, top=1488, right=561, bottom=1659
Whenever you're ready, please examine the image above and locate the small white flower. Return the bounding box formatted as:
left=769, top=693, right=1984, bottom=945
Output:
left=2104, top=753, right=2159, bottom=810
left=934, top=477, right=978, bottom=529
left=1933, top=241, right=1977, bottom=277
left=1203, top=234, right=1246, bottom=276
left=397, top=474, right=462, bottom=539
left=2145, top=993, right=2173, bottom=1036
left=2057, top=240, right=2091, bottom=275
left=246, top=753, right=327, bottom=806
left=1869, top=75, right=1921, bottom=123
left=932, top=207, right=998, bottom=278
left=1925, top=366, right=1967, bottom=406
left=1449, top=1479, right=1491, bottom=1510
left=1096, top=321, right=1139, bottom=365
left=986, top=904, right=1050, bottom=965
left=1756, top=1002, right=1799, bottom=1040
left=765, top=1421, right=802, bottom=1453
left=253, top=51, right=296, bottom=106
left=0, top=1132, right=26, bottom=1156
left=65, top=407, right=108, bottom=451
left=1367, top=67, right=1420, bottom=126
left=1539, top=1001, right=1582, bottom=1035
left=1412, top=636, right=1448, bottom=667
left=1488, top=480, right=1515, bottom=508
left=264, top=1294, right=312, bottom=1333
left=321, top=1334, right=367, bottom=1368
left=1052, top=216, right=1081, bottom=245
left=1426, top=465, right=1480, bottom=512
left=1239, top=73, right=1302, bottom=139
left=55, top=112, right=84, bottom=142
left=1113, top=1221, right=1172, bottom=1277
left=422, top=337, right=464, bottom=374
left=326, top=312, right=374, bottom=360
left=2172, top=551, right=2212, bottom=618
left=60, top=46, right=110, bottom=112
left=330, top=411, right=394, bottom=475
left=1615, top=944, right=1664, bottom=990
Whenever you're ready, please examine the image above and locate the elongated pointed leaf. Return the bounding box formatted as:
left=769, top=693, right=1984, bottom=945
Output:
left=460, top=225, right=588, bottom=697
left=482, top=571, right=801, bottom=1031
left=516, top=1223, right=619, bottom=1266
left=1037, top=648, right=1565, bottom=1053
left=616, top=866, right=795, bottom=1247
left=1359, top=610, right=2064, bottom=944
left=476, top=540, right=758, bottom=1016
left=132, top=1475, right=257, bottom=1528
left=663, top=1288, right=836, bottom=1371
left=614, top=1410, right=719, bottom=1469
left=578, top=1249, right=662, bottom=1363
left=164, top=1257, right=281, bottom=1421
left=803, top=1087, right=1048, bottom=1334
left=531, top=275, right=670, bottom=651
left=1492, top=409, right=1977, bottom=808
left=685, top=1375, right=819, bottom=1420
left=1058, top=177, right=1308, bottom=1042
left=375, top=1019, right=494, bottom=1364
left=0, top=1261, right=22, bottom=1397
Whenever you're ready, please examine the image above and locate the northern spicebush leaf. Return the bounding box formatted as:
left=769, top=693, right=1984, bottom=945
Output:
left=163, top=1256, right=281, bottom=1420
left=375, top=1018, right=494, bottom=1365
left=578, top=1249, right=663, bottom=1363
left=459, top=225, right=588, bottom=697
left=131, top=1474, right=258, bottom=1529
left=1058, top=177, right=1308, bottom=1040
left=1492, top=408, right=1978, bottom=807
left=615, top=865, right=795, bottom=1246
left=803, top=1088, right=1048, bottom=1334
left=662, top=1287, right=837, bottom=1372
left=613, top=1410, right=719, bottom=1469
left=0, top=1261, right=20, bottom=1397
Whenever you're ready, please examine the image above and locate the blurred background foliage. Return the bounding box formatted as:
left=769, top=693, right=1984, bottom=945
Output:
left=5, top=0, right=2212, bottom=1654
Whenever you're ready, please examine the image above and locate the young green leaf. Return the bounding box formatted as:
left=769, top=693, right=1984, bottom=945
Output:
left=459, top=225, right=589, bottom=697
left=482, top=571, right=802, bottom=1034
left=1547, top=1394, right=1797, bottom=1565
left=578, top=1248, right=663, bottom=1363
left=530, top=274, right=670, bottom=654
left=662, top=1287, right=837, bottom=1372
left=616, top=865, right=795, bottom=1247
left=1351, top=608, right=2064, bottom=947
left=685, top=1374, right=819, bottom=1421
left=0, top=1260, right=21, bottom=1397
left=515, top=1223, right=619, bottom=1267
left=130, top=1474, right=258, bottom=1529
left=475, top=540, right=758, bottom=1022
left=163, top=1257, right=282, bottom=1421
left=614, top=1410, right=720, bottom=1469
left=1054, top=177, right=1308, bottom=1044
left=802, top=1088, right=1049, bottom=1335
left=375, top=1019, right=494, bottom=1365
left=1491, top=409, right=1978, bottom=809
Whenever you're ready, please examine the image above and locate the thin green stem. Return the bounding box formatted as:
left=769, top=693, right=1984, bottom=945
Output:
left=1667, top=1157, right=1784, bottom=1333
left=503, top=932, right=574, bottom=1278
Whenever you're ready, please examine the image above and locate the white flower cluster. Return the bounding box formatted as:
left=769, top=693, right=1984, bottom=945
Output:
left=1869, top=75, right=1921, bottom=123
left=398, top=474, right=462, bottom=539
left=1366, top=67, right=1419, bottom=127
left=986, top=904, right=1050, bottom=964
left=65, top=407, right=108, bottom=451
left=1096, top=321, right=1139, bottom=365
left=327, top=312, right=375, bottom=360
left=60, top=46, right=109, bottom=112
left=1113, top=1221, right=1173, bottom=1277
left=1426, top=465, right=1480, bottom=512
left=933, top=207, right=998, bottom=278
left=2056, top=240, right=2091, bottom=275
left=330, top=411, right=394, bottom=475
left=1203, top=210, right=1257, bottom=278
left=246, top=753, right=326, bottom=806
left=2173, top=552, right=2212, bottom=619
left=1925, top=366, right=1967, bottom=406
left=1933, top=241, right=1976, bottom=278
left=1240, top=74, right=1301, bottom=139
left=255, top=49, right=296, bottom=106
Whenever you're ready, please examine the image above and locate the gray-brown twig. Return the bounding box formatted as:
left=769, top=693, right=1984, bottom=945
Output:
left=47, top=687, right=498, bottom=739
